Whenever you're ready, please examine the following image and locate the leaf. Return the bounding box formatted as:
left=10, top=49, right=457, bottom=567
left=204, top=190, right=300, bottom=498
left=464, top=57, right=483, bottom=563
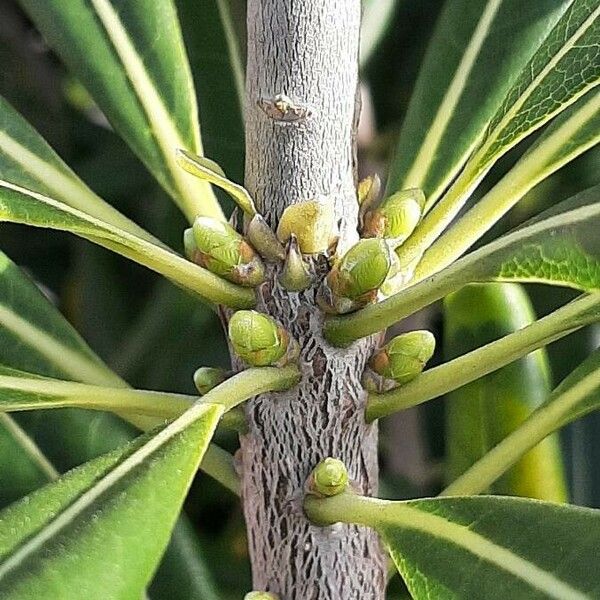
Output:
left=0, top=365, right=193, bottom=417
left=177, top=0, right=245, bottom=183
left=307, top=493, right=600, bottom=600
left=444, top=346, right=600, bottom=497
left=0, top=250, right=125, bottom=385
left=19, top=0, right=223, bottom=222
left=176, top=148, right=256, bottom=215
left=325, top=185, right=600, bottom=345
left=386, top=0, right=569, bottom=205
left=0, top=414, right=58, bottom=506
left=360, top=0, right=398, bottom=66
left=0, top=182, right=255, bottom=308
left=399, top=0, right=600, bottom=263
left=0, top=401, right=224, bottom=599
left=413, top=88, right=600, bottom=281
left=443, top=283, right=567, bottom=501
left=0, top=251, right=224, bottom=598
left=0, top=96, right=157, bottom=242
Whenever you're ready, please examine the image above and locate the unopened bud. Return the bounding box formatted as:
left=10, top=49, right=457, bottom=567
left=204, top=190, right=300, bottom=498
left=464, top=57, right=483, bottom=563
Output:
left=318, top=239, right=393, bottom=314
left=370, top=330, right=436, bottom=385
left=247, top=214, right=286, bottom=262
left=279, top=234, right=312, bottom=292
left=276, top=200, right=335, bottom=254
left=192, top=216, right=266, bottom=287
left=363, top=188, right=425, bottom=243
left=193, top=367, right=228, bottom=395
left=244, top=592, right=279, bottom=600
left=176, top=148, right=257, bottom=215
left=357, top=173, right=382, bottom=221
left=310, top=458, right=349, bottom=497
left=183, top=227, right=200, bottom=262
left=228, top=310, right=298, bottom=367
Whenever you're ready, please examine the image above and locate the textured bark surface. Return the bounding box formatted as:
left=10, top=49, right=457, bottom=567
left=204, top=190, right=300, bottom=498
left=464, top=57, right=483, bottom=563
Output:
left=238, top=1, right=387, bottom=598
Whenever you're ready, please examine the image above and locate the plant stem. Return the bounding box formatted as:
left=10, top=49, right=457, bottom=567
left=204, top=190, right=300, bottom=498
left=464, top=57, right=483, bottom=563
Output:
left=442, top=365, right=600, bottom=496
left=241, top=1, right=387, bottom=597
left=366, top=293, right=600, bottom=421
left=200, top=443, right=241, bottom=496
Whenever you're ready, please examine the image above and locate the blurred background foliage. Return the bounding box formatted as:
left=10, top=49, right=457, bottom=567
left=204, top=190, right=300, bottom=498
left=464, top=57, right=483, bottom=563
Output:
left=0, top=0, right=598, bottom=597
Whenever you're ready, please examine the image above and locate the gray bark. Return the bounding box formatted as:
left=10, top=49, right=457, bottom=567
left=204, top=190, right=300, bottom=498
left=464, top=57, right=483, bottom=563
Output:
left=239, top=1, right=387, bottom=598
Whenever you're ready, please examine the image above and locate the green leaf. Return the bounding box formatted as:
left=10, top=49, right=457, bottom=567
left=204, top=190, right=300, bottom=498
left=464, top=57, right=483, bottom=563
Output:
left=177, top=0, right=245, bottom=183
left=444, top=346, right=600, bottom=496
left=399, top=0, right=600, bottom=264
left=0, top=414, right=58, bottom=506
left=360, top=0, right=398, bottom=67
left=0, top=365, right=193, bottom=417
left=414, top=88, right=600, bottom=281
left=0, top=96, right=156, bottom=243
left=0, top=401, right=224, bottom=599
left=0, top=183, right=255, bottom=308
left=19, top=0, right=223, bottom=222
left=325, top=185, right=600, bottom=345
left=306, top=493, right=600, bottom=600
left=386, top=0, right=569, bottom=205
left=0, top=251, right=225, bottom=597
left=443, top=283, right=567, bottom=501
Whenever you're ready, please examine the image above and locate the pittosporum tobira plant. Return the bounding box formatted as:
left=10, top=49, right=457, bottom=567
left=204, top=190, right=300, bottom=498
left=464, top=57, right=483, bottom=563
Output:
left=0, top=0, right=599, bottom=599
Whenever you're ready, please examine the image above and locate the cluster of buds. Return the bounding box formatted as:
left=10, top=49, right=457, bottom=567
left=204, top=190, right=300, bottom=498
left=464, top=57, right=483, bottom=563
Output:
left=317, top=238, right=402, bottom=314
left=228, top=310, right=299, bottom=367
left=192, top=366, right=228, bottom=395
left=363, top=330, right=436, bottom=391
left=185, top=217, right=266, bottom=287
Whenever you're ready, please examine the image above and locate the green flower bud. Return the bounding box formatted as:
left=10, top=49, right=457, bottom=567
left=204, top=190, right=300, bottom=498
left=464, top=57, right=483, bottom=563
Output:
left=276, top=200, right=334, bottom=254
left=318, top=239, right=393, bottom=314
left=310, top=458, right=349, bottom=497
left=193, top=366, right=228, bottom=395
left=363, top=188, right=425, bottom=243
left=244, top=592, right=279, bottom=600
left=370, top=330, right=436, bottom=385
left=279, top=234, right=312, bottom=292
left=193, top=216, right=266, bottom=287
left=176, top=148, right=257, bottom=216
left=247, top=214, right=286, bottom=262
left=183, top=227, right=200, bottom=262
left=228, top=310, right=297, bottom=367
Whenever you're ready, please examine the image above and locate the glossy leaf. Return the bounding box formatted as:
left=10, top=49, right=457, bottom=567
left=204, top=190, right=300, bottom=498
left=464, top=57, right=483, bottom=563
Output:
left=306, top=493, right=600, bottom=600
left=399, top=0, right=600, bottom=264
left=0, top=182, right=255, bottom=308
left=444, top=283, right=567, bottom=501
left=444, top=346, right=600, bottom=496
left=414, top=88, right=600, bottom=281
left=387, top=0, right=569, bottom=205
left=19, top=0, right=223, bottom=222
left=325, top=186, right=600, bottom=345
left=0, top=96, right=154, bottom=242
left=0, top=401, right=224, bottom=599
